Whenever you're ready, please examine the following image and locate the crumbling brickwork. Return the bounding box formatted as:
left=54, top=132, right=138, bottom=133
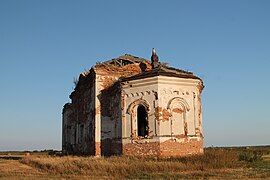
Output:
left=62, top=70, right=96, bottom=155
left=62, top=53, right=204, bottom=157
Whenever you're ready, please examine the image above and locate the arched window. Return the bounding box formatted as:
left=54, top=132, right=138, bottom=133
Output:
left=137, top=105, right=148, bottom=137
left=127, top=99, right=150, bottom=138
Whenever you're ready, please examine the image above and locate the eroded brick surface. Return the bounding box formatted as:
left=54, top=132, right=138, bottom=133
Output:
left=160, top=139, right=203, bottom=157
left=123, top=142, right=160, bottom=156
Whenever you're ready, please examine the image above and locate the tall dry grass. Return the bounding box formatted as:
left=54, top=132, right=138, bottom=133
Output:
left=21, top=149, right=243, bottom=178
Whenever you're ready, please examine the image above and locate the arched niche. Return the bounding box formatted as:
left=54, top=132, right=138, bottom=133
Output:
left=167, top=97, right=190, bottom=136
left=167, top=97, right=190, bottom=112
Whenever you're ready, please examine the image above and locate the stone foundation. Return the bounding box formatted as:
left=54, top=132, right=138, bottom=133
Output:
left=123, top=141, right=160, bottom=156
left=122, top=138, right=203, bottom=157
left=160, top=139, right=203, bottom=157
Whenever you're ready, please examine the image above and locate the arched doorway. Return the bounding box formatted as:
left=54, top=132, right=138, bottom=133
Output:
left=137, top=105, right=148, bottom=137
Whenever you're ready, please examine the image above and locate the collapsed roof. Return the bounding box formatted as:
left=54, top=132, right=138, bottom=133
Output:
left=75, top=54, right=202, bottom=92
left=94, top=54, right=201, bottom=81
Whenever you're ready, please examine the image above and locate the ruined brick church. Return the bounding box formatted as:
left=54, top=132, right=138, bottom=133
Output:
left=62, top=49, right=204, bottom=156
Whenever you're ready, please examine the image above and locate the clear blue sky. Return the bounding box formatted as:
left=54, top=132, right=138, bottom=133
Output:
left=0, top=0, right=269, bottom=151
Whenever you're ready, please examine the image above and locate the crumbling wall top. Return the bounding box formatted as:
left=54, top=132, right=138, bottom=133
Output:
left=71, top=54, right=204, bottom=99
left=95, top=54, right=149, bottom=68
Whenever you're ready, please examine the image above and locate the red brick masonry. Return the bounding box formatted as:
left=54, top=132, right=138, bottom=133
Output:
left=123, top=138, right=203, bottom=157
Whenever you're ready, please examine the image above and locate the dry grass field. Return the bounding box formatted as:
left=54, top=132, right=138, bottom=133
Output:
left=0, top=146, right=270, bottom=179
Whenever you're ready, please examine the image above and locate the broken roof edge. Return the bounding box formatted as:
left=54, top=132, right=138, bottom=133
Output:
left=93, top=54, right=150, bottom=69
left=91, top=53, right=198, bottom=75
left=73, top=54, right=203, bottom=92
left=119, top=68, right=204, bottom=93
left=119, top=64, right=202, bottom=82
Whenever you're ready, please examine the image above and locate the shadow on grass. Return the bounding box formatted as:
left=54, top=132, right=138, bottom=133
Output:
left=0, top=156, right=22, bottom=160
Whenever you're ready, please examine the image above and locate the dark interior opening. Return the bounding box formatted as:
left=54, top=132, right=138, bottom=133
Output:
left=137, top=105, right=148, bottom=137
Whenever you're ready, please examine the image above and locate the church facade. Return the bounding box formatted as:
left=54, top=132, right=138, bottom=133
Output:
left=62, top=51, right=204, bottom=156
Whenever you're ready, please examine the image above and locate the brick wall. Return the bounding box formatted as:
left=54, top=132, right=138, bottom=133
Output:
left=122, top=138, right=203, bottom=157
left=160, top=139, right=203, bottom=157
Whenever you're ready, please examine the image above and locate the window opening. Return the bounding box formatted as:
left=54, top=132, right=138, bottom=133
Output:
left=80, top=124, right=84, bottom=143
left=137, top=105, right=148, bottom=137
